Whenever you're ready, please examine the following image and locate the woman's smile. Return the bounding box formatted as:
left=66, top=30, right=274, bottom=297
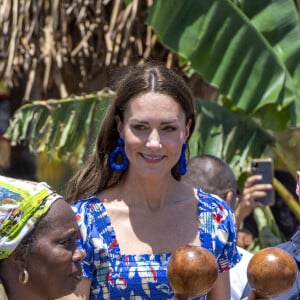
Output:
left=140, top=153, right=165, bottom=163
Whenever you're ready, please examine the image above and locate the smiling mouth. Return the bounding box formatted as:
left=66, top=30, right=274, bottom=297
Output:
left=141, top=153, right=164, bottom=161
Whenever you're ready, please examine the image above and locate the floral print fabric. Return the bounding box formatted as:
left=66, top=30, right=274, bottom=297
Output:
left=72, top=187, right=241, bottom=300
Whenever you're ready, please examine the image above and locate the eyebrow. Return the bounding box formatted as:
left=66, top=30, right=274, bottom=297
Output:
left=130, top=118, right=178, bottom=124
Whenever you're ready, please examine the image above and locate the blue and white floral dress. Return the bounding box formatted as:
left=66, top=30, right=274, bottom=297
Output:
left=71, top=187, right=241, bottom=300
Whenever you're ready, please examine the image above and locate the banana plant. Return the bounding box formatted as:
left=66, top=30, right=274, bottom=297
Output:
left=5, top=90, right=113, bottom=163
left=4, top=0, right=300, bottom=236
left=147, top=0, right=300, bottom=130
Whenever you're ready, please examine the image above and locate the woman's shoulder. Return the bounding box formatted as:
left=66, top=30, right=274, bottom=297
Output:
left=71, top=196, right=112, bottom=235
left=71, top=196, right=103, bottom=213
left=196, top=187, right=233, bottom=214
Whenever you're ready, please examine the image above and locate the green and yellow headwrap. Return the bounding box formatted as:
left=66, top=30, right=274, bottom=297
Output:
left=0, top=175, right=62, bottom=259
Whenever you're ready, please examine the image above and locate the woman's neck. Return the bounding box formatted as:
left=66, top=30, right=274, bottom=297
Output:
left=6, top=287, right=44, bottom=300
left=119, top=172, right=184, bottom=210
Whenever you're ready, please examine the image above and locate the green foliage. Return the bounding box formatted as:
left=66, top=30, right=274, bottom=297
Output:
left=5, top=90, right=113, bottom=163
left=147, top=0, right=300, bottom=128
left=247, top=207, right=283, bottom=253
left=190, top=99, right=275, bottom=174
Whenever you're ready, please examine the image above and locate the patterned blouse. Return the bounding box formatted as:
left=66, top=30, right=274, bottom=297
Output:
left=72, top=188, right=241, bottom=300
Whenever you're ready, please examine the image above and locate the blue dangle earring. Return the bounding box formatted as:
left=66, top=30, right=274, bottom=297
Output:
left=109, top=138, right=129, bottom=171
left=178, top=143, right=187, bottom=176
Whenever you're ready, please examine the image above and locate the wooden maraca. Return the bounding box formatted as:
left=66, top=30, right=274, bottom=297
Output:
left=167, top=245, right=218, bottom=300
left=247, top=247, right=297, bottom=298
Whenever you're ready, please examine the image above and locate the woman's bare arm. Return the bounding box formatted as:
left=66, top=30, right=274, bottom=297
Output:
left=207, top=271, right=230, bottom=300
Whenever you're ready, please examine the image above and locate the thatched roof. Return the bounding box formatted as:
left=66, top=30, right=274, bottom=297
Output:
left=0, top=0, right=174, bottom=102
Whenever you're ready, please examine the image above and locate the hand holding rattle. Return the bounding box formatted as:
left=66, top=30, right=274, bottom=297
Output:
left=247, top=247, right=297, bottom=298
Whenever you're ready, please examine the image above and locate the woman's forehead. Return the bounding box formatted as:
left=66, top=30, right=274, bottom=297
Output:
left=125, top=93, right=184, bottom=116
left=43, top=199, right=74, bottom=223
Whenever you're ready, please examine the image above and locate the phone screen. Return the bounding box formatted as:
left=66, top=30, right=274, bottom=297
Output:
left=251, top=159, right=274, bottom=206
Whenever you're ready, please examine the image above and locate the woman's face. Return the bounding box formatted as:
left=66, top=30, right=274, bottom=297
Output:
left=117, top=92, right=191, bottom=178
left=25, top=199, right=84, bottom=299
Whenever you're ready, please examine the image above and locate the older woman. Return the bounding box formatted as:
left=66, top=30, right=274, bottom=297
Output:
left=0, top=175, right=85, bottom=300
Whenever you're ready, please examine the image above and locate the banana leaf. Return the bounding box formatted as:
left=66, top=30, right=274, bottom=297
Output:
left=147, top=0, right=300, bottom=128
left=236, top=0, right=300, bottom=127
left=190, top=99, right=275, bottom=173
left=5, top=90, right=113, bottom=162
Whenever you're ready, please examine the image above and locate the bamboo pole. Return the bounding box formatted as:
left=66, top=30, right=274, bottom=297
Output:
left=273, top=177, right=300, bottom=220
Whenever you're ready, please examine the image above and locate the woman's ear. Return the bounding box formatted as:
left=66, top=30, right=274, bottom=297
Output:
left=184, top=118, right=192, bottom=142
left=115, top=115, right=123, bottom=138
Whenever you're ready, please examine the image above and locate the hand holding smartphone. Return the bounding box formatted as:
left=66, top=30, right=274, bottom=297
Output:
left=251, top=158, right=274, bottom=206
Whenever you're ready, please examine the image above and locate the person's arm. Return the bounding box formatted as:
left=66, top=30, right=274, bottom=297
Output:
left=57, top=277, right=91, bottom=300
left=235, top=174, right=272, bottom=229
left=207, top=271, right=230, bottom=300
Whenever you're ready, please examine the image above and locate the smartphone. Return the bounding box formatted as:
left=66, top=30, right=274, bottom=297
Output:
left=251, top=158, right=275, bottom=206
